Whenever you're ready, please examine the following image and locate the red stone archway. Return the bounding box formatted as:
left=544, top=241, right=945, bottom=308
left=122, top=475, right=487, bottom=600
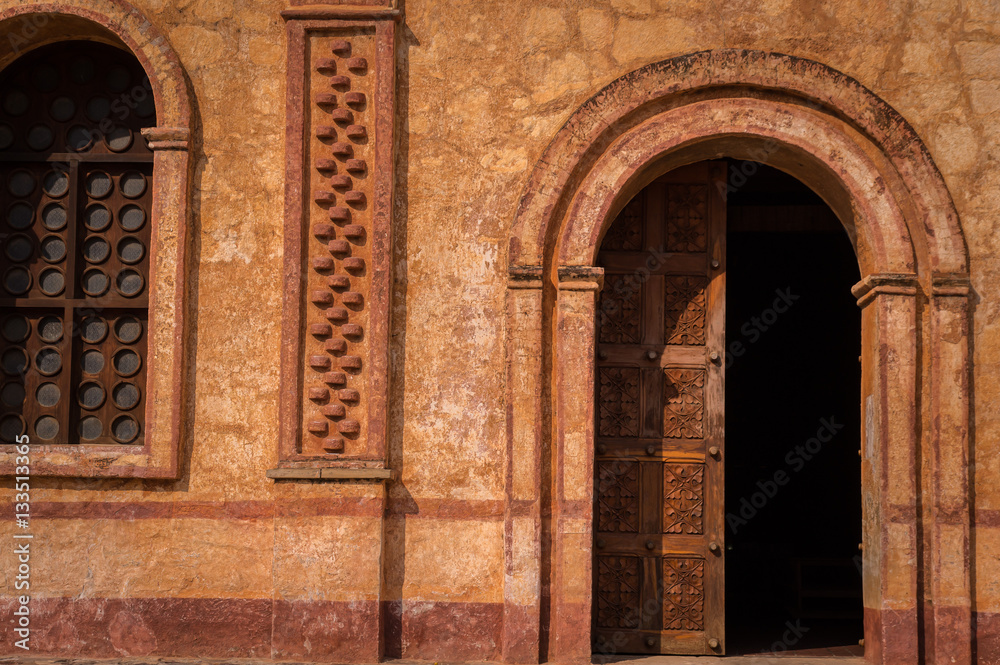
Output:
left=504, top=50, right=970, bottom=665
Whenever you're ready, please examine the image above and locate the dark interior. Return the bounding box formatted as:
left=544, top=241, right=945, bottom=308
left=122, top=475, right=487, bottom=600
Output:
left=724, top=161, right=864, bottom=656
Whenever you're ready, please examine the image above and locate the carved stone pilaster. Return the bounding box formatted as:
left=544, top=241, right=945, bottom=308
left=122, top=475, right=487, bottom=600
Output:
left=276, top=5, right=398, bottom=469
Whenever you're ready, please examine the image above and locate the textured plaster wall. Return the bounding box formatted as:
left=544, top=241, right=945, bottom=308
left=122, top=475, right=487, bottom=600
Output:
left=0, top=0, right=997, bottom=660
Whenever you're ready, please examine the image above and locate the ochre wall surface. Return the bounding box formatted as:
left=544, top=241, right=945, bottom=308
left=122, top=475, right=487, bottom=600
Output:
left=0, top=0, right=998, bottom=662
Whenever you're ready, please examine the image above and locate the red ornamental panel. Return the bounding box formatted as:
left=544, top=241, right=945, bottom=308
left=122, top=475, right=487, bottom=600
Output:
left=279, top=12, right=397, bottom=467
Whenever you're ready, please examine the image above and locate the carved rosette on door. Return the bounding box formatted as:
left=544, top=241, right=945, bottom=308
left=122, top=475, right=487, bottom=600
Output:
left=594, top=162, right=726, bottom=655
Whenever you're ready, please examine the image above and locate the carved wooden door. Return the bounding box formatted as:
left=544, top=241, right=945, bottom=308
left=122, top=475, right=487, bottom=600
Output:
left=593, top=162, right=726, bottom=656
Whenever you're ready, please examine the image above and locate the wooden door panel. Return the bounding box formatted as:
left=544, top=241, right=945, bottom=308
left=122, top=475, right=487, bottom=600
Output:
left=594, top=162, right=726, bottom=656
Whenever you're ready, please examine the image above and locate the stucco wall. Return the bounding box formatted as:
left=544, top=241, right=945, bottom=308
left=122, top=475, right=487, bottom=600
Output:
left=0, top=0, right=997, bottom=662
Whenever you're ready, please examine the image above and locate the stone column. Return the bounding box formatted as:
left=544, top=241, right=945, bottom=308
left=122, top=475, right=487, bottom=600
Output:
left=142, top=126, right=191, bottom=474
left=503, top=266, right=545, bottom=663
left=550, top=266, right=603, bottom=663
left=854, top=274, right=921, bottom=665
left=926, top=274, right=972, bottom=665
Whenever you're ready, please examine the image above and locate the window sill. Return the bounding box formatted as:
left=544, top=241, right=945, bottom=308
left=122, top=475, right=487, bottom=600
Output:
left=266, top=467, right=393, bottom=481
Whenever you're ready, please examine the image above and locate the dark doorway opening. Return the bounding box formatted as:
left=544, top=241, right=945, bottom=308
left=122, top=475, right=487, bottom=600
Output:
left=724, top=162, right=864, bottom=657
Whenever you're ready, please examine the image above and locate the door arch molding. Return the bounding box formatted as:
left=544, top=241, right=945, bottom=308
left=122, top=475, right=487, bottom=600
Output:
left=502, top=49, right=971, bottom=665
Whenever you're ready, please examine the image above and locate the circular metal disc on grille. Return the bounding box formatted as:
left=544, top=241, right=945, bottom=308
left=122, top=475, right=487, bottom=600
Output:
left=7, top=170, right=36, bottom=197
left=71, top=57, right=95, bottom=85
left=27, top=125, right=54, bottom=151
left=1, top=382, right=25, bottom=407
left=34, top=415, right=59, bottom=441
left=85, top=96, right=110, bottom=122
left=81, top=269, right=109, bottom=297
left=8, top=202, right=33, bottom=229
left=112, top=382, right=140, bottom=410
left=5, top=235, right=33, bottom=263
left=42, top=170, right=69, bottom=197
left=67, top=125, right=95, bottom=152
left=112, top=414, right=139, bottom=443
left=1, top=348, right=28, bottom=375
left=40, top=235, right=66, bottom=263
left=38, top=316, right=62, bottom=343
left=79, top=416, right=102, bottom=440
left=35, top=382, right=60, bottom=408
left=0, top=124, right=13, bottom=150
left=32, top=63, right=60, bottom=92
left=115, top=269, right=143, bottom=297
left=38, top=268, right=65, bottom=296
left=107, top=65, right=131, bottom=93
left=119, top=205, right=146, bottom=231
left=1, top=315, right=29, bottom=343
left=3, top=89, right=29, bottom=116
left=117, top=236, right=145, bottom=264
left=41, top=203, right=66, bottom=230
left=81, top=349, right=105, bottom=374
left=3, top=267, right=31, bottom=295
left=81, top=317, right=108, bottom=344
left=82, top=236, right=110, bottom=263
left=85, top=171, right=112, bottom=198
left=84, top=204, right=111, bottom=231
left=113, top=349, right=141, bottom=377
left=114, top=316, right=142, bottom=344
left=35, top=347, right=62, bottom=376
left=105, top=126, right=133, bottom=152
left=120, top=171, right=146, bottom=198
left=77, top=381, right=105, bottom=410
left=50, top=96, right=76, bottom=122
left=0, top=414, right=25, bottom=441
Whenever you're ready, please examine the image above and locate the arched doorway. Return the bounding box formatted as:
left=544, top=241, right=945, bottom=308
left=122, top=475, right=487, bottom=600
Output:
left=502, top=51, right=971, bottom=665
left=591, top=159, right=864, bottom=656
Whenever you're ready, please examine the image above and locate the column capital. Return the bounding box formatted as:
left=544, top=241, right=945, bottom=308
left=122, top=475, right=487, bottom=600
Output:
left=852, top=272, right=919, bottom=308
left=141, top=126, right=190, bottom=151
left=557, top=265, right=604, bottom=292
left=931, top=272, right=971, bottom=298
left=508, top=265, right=544, bottom=290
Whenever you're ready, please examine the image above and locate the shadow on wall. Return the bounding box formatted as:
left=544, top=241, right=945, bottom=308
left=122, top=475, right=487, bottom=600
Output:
left=382, top=7, right=416, bottom=658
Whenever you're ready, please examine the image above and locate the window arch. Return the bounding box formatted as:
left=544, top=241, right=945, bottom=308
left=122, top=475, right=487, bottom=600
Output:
left=0, top=3, right=192, bottom=478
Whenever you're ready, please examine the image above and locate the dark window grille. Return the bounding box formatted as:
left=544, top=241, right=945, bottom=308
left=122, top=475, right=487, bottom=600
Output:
left=0, top=41, right=154, bottom=444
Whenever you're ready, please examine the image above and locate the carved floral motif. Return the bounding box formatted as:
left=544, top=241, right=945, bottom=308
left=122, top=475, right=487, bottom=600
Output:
left=663, top=463, right=704, bottom=534
left=665, top=276, right=707, bottom=346
left=597, top=556, right=641, bottom=629
left=662, top=558, right=706, bottom=630
left=599, top=367, right=640, bottom=437
left=663, top=369, right=705, bottom=439
left=599, top=275, right=641, bottom=344
left=666, top=185, right=707, bottom=252
left=603, top=195, right=643, bottom=251
left=598, top=460, right=640, bottom=533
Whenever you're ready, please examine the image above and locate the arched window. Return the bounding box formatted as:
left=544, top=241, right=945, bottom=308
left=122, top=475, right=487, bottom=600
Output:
left=0, top=41, right=155, bottom=446
left=0, top=41, right=156, bottom=444
left=0, top=4, right=192, bottom=478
